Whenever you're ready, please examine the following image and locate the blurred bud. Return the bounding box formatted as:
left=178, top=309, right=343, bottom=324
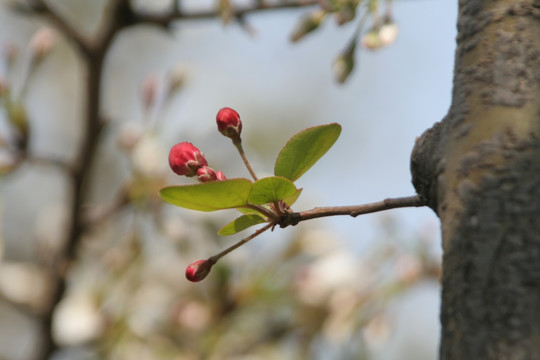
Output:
left=0, top=74, right=7, bottom=97
left=116, top=122, right=143, bottom=151
left=185, top=259, right=215, bottom=282
left=334, top=3, right=356, bottom=25
left=140, top=73, right=160, bottom=112
left=7, top=102, right=29, bottom=148
left=0, top=160, right=17, bottom=176
left=4, top=43, right=19, bottom=69
left=168, top=142, right=208, bottom=177
left=215, top=170, right=227, bottom=181
left=196, top=166, right=217, bottom=183
left=333, top=46, right=355, bottom=84
left=290, top=10, right=326, bottom=42
left=166, top=63, right=187, bottom=96
left=29, top=27, right=56, bottom=61
left=379, top=21, right=398, bottom=46
left=216, top=107, right=242, bottom=142
left=218, top=0, right=233, bottom=24
left=361, top=29, right=383, bottom=50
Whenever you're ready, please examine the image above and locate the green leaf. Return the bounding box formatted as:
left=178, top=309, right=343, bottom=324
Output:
left=274, top=123, right=341, bottom=182
left=159, top=178, right=252, bottom=211
left=218, top=214, right=267, bottom=236
left=247, top=176, right=298, bottom=205
left=237, top=206, right=270, bottom=216
left=283, top=188, right=303, bottom=207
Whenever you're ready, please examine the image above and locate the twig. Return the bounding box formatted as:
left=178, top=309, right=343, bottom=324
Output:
left=281, top=195, right=425, bottom=226
left=128, top=0, right=318, bottom=27
left=234, top=141, right=258, bottom=181
left=209, top=222, right=273, bottom=262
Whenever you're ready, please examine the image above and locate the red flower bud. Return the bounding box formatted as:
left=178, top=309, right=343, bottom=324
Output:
left=168, top=142, right=208, bottom=177
left=216, top=107, right=242, bottom=141
left=185, top=259, right=215, bottom=282
left=197, top=166, right=217, bottom=182
left=215, top=170, right=227, bottom=181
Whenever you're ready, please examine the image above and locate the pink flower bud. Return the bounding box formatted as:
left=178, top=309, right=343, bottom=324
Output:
left=185, top=259, right=215, bottom=282
left=197, top=166, right=217, bottom=182
left=215, top=171, right=227, bottom=181
left=168, top=142, right=208, bottom=177
left=216, top=107, right=242, bottom=141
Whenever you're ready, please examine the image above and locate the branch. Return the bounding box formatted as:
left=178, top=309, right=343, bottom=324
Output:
left=128, top=0, right=318, bottom=27
left=282, top=195, right=426, bottom=226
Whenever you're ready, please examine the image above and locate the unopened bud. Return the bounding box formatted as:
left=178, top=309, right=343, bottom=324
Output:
left=361, top=29, right=383, bottom=50
left=290, top=10, right=326, bottom=42
left=29, top=27, right=56, bottom=61
left=140, top=73, right=160, bottom=111
left=334, top=3, right=355, bottom=26
left=168, top=142, right=208, bottom=177
left=215, top=171, right=227, bottom=181
left=333, top=47, right=355, bottom=84
left=185, top=259, right=215, bottom=282
left=216, top=107, right=242, bottom=142
left=196, top=166, right=217, bottom=182
left=166, top=63, right=187, bottom=97
left=4, top=44, right=19, bottom=69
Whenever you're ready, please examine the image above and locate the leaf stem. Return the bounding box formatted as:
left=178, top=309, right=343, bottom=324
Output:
left=209, top=223, right=273, bottom=263
left=234, top=140, right=258, bottom=181
left=243, top=203, right=279, bottom=223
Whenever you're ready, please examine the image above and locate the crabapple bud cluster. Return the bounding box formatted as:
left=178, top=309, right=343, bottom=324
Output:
left=168, top=107, right=252, bottom=282
left=168, top=142, right=226, bottom=182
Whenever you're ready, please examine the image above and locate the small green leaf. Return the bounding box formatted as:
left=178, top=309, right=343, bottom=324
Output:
left=248, top=176, right=298, bottom=205
left=237, top=206, right=270, bottom=216
left=218, top=214, right=267, bottom=236
left=159, top=178, right=252, bottom=211
left=283, top=188, right=303, bottom=207
left=274, top=123, right=341, bottom=181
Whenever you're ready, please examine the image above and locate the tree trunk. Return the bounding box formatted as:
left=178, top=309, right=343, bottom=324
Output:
left=411, top=0, right=540, bottom=359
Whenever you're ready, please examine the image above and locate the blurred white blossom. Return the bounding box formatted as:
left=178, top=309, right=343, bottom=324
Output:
left=0, top=262, right=52, bottom=311
left=53, top=292, right=104, bottom=345
left=131, top=134, right=167, bottom=177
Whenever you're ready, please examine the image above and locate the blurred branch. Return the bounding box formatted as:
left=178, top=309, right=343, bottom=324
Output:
left=22, top=0, right=92, bottom=57
left=127, top=0, right=319, bottom=28
left=82, top=185, right=131, bottom=231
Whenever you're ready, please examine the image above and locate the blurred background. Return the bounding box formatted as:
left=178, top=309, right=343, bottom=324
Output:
left=0, top=0, right=456, bottom=359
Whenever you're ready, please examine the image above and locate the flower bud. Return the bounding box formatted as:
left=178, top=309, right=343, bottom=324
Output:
left=215, top=171, right=227, bottom=181
left=140, top=73, right=160, bottom=111
left=196, top=166, right=217, bottom=182
left=290, top=10, right=326, bottom=42
left=29, top=27, right=56, bottom=61
left=333, top=46, right=355, bottom=84
left=361, top=29, right=383, bottom=50
left=216, top=107, right=242, bottom=142
left=185, top=259, right=215, bottom=282
left=168, top=142, right=208, bottom=177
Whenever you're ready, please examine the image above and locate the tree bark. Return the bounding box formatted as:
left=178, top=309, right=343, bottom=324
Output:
left=412, top=0, right=540, bottom=358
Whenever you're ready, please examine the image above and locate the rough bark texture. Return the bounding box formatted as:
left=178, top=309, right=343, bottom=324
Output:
left=411, top=0, right=540, bottom=359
